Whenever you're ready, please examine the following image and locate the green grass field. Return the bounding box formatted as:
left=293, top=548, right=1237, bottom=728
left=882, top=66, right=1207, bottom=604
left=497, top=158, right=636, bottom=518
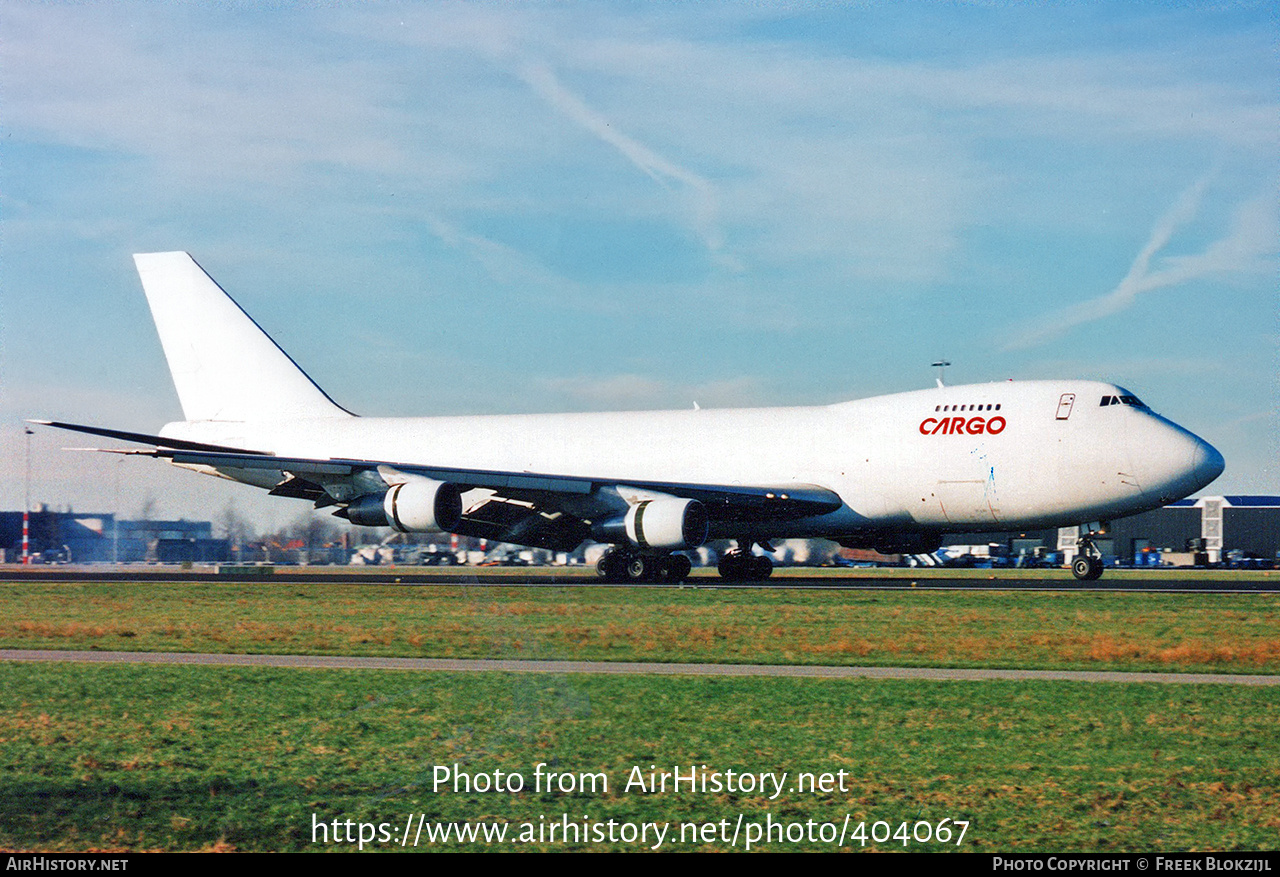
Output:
left=2, top=663, right=1277, bottom=852
left=1, top=579, right=1277, bottom=673
left=1, top=577, right=1277, bottom=852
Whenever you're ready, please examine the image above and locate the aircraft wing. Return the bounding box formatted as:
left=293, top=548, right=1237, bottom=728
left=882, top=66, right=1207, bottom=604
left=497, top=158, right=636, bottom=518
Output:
left=34, top=420, right=844, bottom=550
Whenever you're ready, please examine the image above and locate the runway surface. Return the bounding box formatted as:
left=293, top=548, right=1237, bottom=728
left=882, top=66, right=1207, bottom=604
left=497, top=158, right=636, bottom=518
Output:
left=4, top=648, right=1278, bottom=686
left=3, top=566, right=1277, bottom=592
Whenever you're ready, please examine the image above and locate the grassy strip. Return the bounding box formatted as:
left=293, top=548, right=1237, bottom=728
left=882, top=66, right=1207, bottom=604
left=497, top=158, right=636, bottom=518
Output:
left=1, top=581, right=1278, bottom=674
left=1, top=662, right=1276, bottom=852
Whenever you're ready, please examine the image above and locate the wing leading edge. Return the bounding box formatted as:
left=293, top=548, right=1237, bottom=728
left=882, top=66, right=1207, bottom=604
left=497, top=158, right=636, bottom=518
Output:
left=33, top=419, right=844, bottom=551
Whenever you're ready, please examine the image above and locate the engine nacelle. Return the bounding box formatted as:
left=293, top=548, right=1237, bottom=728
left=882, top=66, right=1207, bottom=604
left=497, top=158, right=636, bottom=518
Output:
left=623, top=498, right=709, bottom=550
left=346, top=479, right=463, bottom=533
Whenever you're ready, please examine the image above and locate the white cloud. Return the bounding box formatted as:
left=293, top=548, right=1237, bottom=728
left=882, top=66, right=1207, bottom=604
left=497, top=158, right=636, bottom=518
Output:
left=537, top=374, right=765, bottom=410
left=7, top=4, right=1274, bottom=292
left=422, top=213, right=578, bottom=293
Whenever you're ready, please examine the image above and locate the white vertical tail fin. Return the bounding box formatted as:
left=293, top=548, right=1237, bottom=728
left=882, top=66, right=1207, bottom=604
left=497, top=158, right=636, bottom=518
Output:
left=133, top=252, right=352, bottom=422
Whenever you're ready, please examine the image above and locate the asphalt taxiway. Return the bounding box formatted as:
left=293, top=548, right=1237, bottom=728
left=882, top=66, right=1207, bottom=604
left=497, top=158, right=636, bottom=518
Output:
left=4, top=648, right=1278, bottom=685
left=2, top=565, right=1276, bottom=593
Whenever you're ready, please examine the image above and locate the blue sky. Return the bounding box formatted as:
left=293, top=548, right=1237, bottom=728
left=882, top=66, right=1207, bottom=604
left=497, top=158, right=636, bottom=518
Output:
left=2, top=2, right=1276, bottom=530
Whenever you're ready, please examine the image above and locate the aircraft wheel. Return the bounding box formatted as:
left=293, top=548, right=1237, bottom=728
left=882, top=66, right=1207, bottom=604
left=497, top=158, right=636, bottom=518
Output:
left=651, top=555, right=673, bottom=583
left=719, top=552, right=767, bottom=582
left=1071, top=556, right=1092, bottom=580
left=667, top=554, right=692, bottom=583
left=717, top=554, right=744, bottom=582
left=626, top=554, right=653, bottom=582
left=596, top=550, right=626, bottom=583
left=1086, top=557, right=1105, bottom=580
left=750, top=555, right=773, bottom=580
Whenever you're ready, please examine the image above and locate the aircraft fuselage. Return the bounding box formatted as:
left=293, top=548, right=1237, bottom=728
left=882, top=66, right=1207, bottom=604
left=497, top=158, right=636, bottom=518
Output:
left=162, top=378, right=1223, bottom=547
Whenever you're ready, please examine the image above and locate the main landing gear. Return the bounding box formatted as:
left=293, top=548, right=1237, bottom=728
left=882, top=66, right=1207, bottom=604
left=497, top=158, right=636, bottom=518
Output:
left=595, top=540, right=777, bottom=584
left=596, top=548, right=693, bottom=584
left=1071, top=531, right=1106, bottom=581
left=717, top=541, right=774, bottom=582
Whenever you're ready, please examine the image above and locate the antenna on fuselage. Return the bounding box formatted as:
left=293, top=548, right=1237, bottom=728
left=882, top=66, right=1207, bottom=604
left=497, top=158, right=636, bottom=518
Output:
left=932, top=360, right=951, bottom=389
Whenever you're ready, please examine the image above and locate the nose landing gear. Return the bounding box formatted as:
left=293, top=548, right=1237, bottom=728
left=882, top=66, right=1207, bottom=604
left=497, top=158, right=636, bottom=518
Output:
left=1071, top=530, right=1106, bottom=581
left=1071, top=554, right=1104, bottom=580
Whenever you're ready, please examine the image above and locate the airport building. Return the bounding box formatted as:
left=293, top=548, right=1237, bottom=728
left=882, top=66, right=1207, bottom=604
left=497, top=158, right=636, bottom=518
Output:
left=0, top=509, right=229, bottom=564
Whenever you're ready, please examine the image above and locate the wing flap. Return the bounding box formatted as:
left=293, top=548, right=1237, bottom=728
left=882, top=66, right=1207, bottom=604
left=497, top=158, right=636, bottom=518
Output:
left=450, top=498, right=590, bottom=552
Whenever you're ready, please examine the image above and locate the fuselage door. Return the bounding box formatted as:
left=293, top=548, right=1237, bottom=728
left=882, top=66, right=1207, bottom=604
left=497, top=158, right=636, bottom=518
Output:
left=1055, top=393, right=1076, bottom=420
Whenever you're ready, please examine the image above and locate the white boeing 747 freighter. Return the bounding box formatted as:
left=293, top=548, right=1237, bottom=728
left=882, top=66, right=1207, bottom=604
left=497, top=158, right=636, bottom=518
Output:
left=36, top=252, right=1224, bottom=582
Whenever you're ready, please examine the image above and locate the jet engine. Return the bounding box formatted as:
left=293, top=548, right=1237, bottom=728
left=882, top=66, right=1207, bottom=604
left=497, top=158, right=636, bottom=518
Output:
left=345, top=479, right=463, bottom=533
left=623, top=498, right=709, bottom=550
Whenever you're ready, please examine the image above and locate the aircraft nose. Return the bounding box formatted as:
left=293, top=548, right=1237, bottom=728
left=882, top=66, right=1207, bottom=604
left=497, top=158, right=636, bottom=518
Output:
left=1133, top=419, right=1224, bottom=504
left=1191, top=438, right=1225, bottom=489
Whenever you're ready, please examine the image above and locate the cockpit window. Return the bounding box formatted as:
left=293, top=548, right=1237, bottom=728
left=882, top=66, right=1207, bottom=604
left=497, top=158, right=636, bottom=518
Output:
left=1100, top=394, right=1147, bottom=409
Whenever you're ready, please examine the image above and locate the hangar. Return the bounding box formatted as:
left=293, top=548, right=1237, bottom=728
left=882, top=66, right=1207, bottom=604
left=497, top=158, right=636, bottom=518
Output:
left=0, top=509, right=228, bottom=564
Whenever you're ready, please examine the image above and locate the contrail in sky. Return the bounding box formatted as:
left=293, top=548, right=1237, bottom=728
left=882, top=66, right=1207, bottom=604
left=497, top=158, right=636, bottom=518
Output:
left=518, top=61, right=729, bottom=259
left=1006, top=174, right=1274, bottom=350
